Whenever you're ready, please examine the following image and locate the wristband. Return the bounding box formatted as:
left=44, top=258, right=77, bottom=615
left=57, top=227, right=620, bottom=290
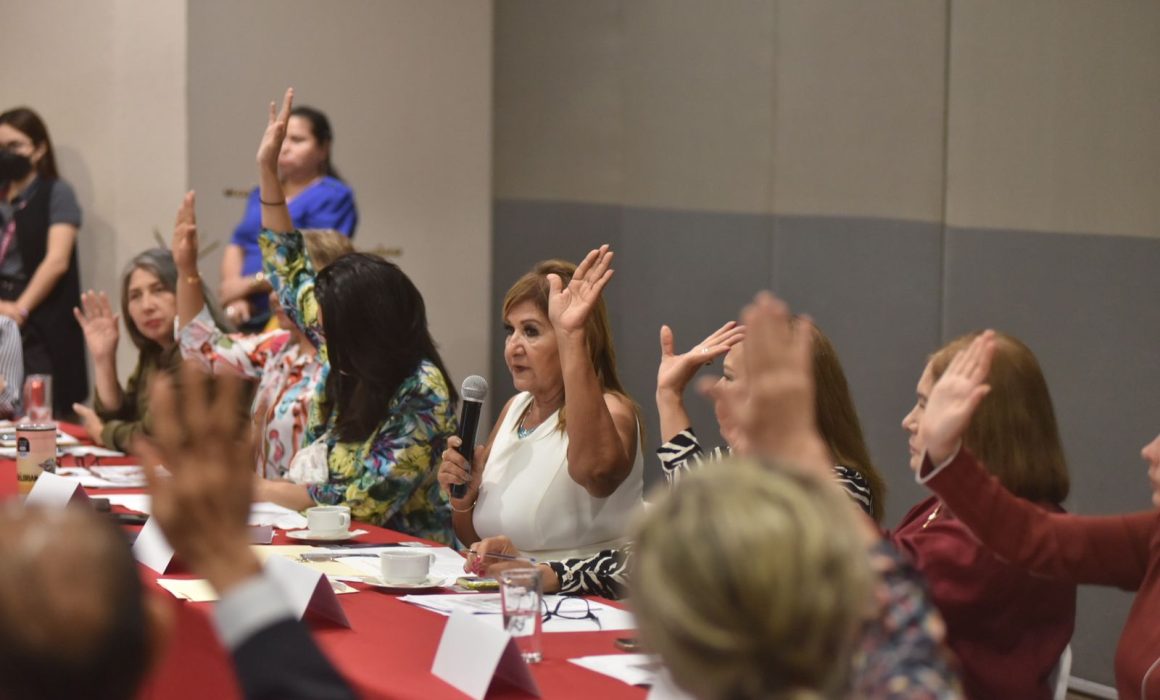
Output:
left=259, top=197, right=285, bottom=206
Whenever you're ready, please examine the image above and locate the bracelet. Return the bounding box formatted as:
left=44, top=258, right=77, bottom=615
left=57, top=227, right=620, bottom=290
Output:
left=252, top=271, right=266, bottom=285
left=16, top=306, right=28, bottom=320
left=184, top=274, right=201, bottom=285
left=450, top=501, right=476, bottom=513
left=259, top=197, right=285, bottom=206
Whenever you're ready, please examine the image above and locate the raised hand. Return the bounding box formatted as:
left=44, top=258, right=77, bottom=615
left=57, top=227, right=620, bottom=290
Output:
left=73, top=290, right=120, bottom=360
left=657, top=321, right=745, bottom=396
left=71, top=403, right=106, bottom=446
left=134, top=361, right=260, bottom=593
left=257, top=87, right=294, bottom=174
left=171, top=190, right=199, bottom=275
left=918, top=331, right=995, bottom=467
left=738, top=292, right=829, bottom=474
left=547, top=245, right=613, bottom=336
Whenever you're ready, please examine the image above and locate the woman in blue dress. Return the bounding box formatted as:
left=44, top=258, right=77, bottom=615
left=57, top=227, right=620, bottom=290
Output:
left=219, top=105, right=357, bottom=331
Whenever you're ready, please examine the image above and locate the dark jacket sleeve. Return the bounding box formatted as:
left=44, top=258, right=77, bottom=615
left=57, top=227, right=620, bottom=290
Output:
left=230, top=619, right=357, bottom=700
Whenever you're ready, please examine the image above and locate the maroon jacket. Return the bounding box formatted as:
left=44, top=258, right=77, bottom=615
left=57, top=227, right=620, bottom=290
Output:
left=920, top=447, right=1160, bottom=700
left=890, top=481, right=1076, bottom=699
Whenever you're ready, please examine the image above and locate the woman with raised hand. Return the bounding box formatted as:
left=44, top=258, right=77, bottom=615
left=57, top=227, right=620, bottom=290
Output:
left=71, top=250, right=183, bottom=450
left=656, top=319, right=886, bottom=521
left=220, top=104, right=356, bottom=331
left=915, top=331, right=1160, bottom=700
left=254, top=89, right=457, bottom=544
left=892, top=331, right=1075, bottom=700
left=0, top=107, right=87, bottom=415
left=438, top=251, right=644, bottom=560
left=172, top=191, right=352, bottom=479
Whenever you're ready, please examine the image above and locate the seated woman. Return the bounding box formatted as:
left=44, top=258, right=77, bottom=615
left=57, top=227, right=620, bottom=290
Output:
left=72, top=249, right=182, bottom=450
left=468, top=316, right=885, bottom=596
left=254, top=90, right=457, bottom=544
left=912, top=331, right=1159, bottom=700
left=656, top=319, right=886, bottom=520
left=438, top=251, right=643, bottom=560
left=635, top=293, right=962, bottom=700
left=172, top=191, right=353, bottom=479
left=892, top=331, right=1075, bottom=700
left=220, top=104, right=357, bottom=330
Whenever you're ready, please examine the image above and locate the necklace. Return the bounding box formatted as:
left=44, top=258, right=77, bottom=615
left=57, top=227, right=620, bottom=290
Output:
left=922, top=504, right=942, bottom=529
left=516, top=407, right=535, bottom=439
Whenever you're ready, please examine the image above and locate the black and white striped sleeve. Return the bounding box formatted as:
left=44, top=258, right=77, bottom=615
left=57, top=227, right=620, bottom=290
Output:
left=831, top=464, right=874, bottom=517
left=656, top=428, right=727, bottom=488
left=547, top=544, right=633, bottom=601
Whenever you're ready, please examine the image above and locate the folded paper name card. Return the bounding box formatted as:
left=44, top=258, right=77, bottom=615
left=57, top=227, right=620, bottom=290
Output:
left=432, top=610, right=540, bottom=700
left=24, top=471, right=91, bottom=509
left=265, top=554, right=350, bottom=628
left=132, top=517, right=176, bottom=574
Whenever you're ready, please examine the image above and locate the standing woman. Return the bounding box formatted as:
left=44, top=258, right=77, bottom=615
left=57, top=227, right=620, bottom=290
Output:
left=220, top=105, right=357, bottom=331
left=0, top=108, right=87, bottom=415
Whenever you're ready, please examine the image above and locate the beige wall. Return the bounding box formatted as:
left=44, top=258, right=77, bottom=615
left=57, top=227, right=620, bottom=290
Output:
left=497, top=0, right=1160, bottom=237
left=188, top=0, right=493, bottom=399
left=0, top=0, right=188, bottom=382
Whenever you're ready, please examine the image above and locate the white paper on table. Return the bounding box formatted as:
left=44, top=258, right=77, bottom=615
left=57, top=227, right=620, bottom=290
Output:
left=400, top=593, right=636, bottom=633
left=62, top=445, right=126, bottom=458
left=106, top=494, right=153, bottom=514
left=132, top=517, right=175, bottom=574
left=432, top=609, right=540, bottom=700
left=248, top=501, right=308, bottom=530
left=54, top=469, right=121, bottom=489
left=24, top=471, right=90, bottom=508
left=265, top=555, right=351, bottom=627
left=569, top=654, right=662, bottom=687
left=157, top=576, right=357, bottom=602
left=646, top=669, right=699, bottom=700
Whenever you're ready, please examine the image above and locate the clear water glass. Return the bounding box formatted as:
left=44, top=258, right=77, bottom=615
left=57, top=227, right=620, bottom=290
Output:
left=499, top=567, right=543, bottom=663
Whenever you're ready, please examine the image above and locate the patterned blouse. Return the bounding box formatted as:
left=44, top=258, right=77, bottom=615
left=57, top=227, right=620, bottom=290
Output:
left=259, top=229, right=456, bottom=544
left=178, top=306, right=323, bottom=479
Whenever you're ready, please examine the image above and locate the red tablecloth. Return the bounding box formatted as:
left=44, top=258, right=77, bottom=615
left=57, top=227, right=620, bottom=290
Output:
left=1, top=424, right=647, bottom=700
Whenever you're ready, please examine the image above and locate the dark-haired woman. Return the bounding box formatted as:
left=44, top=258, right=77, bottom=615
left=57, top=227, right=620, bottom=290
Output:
left=0, top=107, right=87, bottom=415
left=220, top=104, right=357, bottom=331
left=71, top=250, right=182, bottom=451
left=254, top=90, right=456, bottom=544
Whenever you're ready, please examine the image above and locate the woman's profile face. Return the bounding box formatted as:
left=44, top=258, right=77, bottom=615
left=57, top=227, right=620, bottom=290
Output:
left=0, top=124, right=44, bottom=168
left=278, top=116, right=328, bottom=183
left=126, top=267, right=176, bottom=346
left=714, top=343, right=746, bottom=448
left=901, top=363, right=935, bottom=472
left=503, top=300, right=561, bottom=397
left=1143, top=433, right=1160, bottom=507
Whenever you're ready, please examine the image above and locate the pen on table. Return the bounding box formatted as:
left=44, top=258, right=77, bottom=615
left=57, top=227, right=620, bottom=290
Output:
left=470, top=550, right=537, bottom=564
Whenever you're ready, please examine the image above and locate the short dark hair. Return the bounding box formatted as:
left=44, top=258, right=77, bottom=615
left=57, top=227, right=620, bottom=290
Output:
left=0, top=509, right=150, bottom=700
left=0, top=107, right=60, bottom=179
left=316, top=253, right=457, bottom=442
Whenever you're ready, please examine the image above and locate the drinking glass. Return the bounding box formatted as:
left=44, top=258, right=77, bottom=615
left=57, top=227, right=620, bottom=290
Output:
left=499, top=568, right=543, bottom=663
left=22, top=374, right=52, bottom=425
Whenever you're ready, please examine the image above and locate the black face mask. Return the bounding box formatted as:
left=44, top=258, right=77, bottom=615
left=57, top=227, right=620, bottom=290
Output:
left=0, top=150, right=33, bottom=183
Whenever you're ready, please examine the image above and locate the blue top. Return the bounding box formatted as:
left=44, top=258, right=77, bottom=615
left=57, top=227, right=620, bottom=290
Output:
left=230, top=176, right=357, bottom=317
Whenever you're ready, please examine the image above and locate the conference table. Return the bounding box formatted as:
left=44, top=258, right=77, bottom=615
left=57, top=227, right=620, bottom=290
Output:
left=0, top=425, right=648, bottom=700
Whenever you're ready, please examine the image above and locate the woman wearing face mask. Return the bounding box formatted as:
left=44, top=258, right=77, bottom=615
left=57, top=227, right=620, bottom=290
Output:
left=220, top=105, right=357, bottom=332
left=913, top=331, right=1160, bottom=700
left=71, top=250, right=184, bottom=451
left=0, top=107, right=87, bottom=416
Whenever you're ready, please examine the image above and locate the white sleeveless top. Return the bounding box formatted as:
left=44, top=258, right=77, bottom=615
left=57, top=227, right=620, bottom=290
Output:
left=472, top=392, right=644, bottom=560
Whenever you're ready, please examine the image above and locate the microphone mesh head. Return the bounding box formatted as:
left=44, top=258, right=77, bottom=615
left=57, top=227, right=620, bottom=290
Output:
left=461, top=375, right=488, bottom=402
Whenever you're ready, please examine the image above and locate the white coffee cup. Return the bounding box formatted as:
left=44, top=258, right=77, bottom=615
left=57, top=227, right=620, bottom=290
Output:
left=380, top=549, right=436, bottom=584
left=305, top=505, right=350, bottom=536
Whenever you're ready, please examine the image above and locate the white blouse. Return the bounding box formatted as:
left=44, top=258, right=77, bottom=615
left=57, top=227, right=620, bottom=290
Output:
left=472, top=392, right=644, bottom=560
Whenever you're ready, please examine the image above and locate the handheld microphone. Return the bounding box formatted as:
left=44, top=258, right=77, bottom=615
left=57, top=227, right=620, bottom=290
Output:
left=450, top=375, right=488, bottom=500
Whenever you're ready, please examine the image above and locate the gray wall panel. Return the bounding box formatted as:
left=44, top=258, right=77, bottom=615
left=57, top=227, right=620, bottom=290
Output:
left=944, top=226, right=1160, bottom=684
left=773, top=215, right=944, bottom=523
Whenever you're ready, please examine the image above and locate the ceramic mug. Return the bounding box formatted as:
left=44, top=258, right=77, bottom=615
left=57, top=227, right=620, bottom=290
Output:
left=305, top=505, right=350, bottom=536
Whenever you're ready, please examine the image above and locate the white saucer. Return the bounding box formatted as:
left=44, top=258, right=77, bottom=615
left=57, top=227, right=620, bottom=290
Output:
left=286, top=528, right=369, bottom=543
left=362, top=574, right=446, bottom=590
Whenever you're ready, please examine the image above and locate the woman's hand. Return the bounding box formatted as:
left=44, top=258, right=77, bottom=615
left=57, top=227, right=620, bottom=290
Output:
left=72, top=403, right=105, bottom=446
left=547, top=245, right=613, bottom=337
left=437, top=435, right=485, bottom=510
left=464, top=535, right=524, bottom=576
left=918, top=330, right=995, bottom=468
left=72, top=291, right=119, bottom=360
left=657, top=321, right=745, bottom=396
left=257, top=88, right=293, bottom=174
left=171, top=191, right=199, bottom=275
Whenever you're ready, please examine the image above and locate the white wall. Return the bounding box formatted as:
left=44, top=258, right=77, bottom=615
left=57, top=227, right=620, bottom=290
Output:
left=0, top=0, right=188, bottom=382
